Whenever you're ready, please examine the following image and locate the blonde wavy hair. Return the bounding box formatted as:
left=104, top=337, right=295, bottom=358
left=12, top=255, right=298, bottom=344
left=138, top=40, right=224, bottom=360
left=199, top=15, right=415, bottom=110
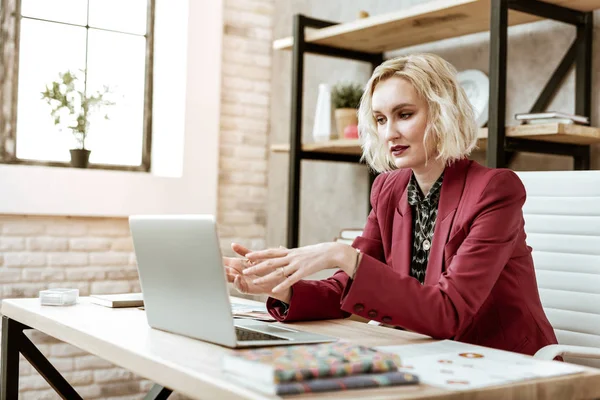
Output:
left=358, top=53, right=478, bottom=173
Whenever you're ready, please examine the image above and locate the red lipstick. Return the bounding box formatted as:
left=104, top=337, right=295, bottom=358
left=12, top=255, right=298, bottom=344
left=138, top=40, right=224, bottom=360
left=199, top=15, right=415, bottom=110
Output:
left=390, top=145, right=409, bottom=157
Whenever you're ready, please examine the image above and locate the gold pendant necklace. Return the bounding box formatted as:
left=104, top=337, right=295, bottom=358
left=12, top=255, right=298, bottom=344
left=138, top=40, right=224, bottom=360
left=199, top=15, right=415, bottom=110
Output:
left=423, top=239, right=431, bottom=251
left=416, top=207, right=434, bottom=252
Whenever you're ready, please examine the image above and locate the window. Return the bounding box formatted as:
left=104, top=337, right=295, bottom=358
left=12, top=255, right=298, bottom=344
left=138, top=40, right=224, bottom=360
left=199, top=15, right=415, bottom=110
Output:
left=0, top=0, right=154, bottom=171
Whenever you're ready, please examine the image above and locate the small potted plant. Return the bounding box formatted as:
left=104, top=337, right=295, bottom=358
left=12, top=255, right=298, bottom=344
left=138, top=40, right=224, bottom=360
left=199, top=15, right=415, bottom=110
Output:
left=41, top=70, right=114, bottom=168
left=331, top=82, right=363, bottom=140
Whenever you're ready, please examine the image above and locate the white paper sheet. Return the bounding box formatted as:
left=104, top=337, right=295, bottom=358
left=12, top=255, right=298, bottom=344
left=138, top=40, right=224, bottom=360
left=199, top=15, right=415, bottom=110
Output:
left=230, top=302, right=268, bottom=313
left=375, top=340, right=585, bottom=390
left=230, top=302, right=274, bottom=321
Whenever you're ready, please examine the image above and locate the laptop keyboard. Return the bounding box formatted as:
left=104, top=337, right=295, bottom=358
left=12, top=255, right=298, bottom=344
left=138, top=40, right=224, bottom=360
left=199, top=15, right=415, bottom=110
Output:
left=235, top=327, right=286, bottom=342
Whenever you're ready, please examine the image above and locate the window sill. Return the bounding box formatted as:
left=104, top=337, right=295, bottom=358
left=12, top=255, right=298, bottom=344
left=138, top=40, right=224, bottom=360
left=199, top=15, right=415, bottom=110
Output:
left=1, top=159, right=149, bottom=172
left=0, top=162, right=214, bottom=218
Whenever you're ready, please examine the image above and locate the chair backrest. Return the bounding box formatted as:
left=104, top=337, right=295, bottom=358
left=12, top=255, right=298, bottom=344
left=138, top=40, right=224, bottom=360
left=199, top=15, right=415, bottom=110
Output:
left=518, top=170, right=600, bottom=368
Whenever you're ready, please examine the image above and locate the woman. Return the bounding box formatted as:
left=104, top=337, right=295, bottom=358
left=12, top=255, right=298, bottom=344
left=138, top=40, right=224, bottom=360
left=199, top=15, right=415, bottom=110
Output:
left=224, top=53, right=557, bottom=356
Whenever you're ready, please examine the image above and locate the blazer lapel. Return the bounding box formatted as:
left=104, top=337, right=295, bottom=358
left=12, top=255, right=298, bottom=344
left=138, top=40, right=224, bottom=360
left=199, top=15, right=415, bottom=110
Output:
left=397, top=187, right=413, bottom=276
left=424, top=159, right=469, bottom=285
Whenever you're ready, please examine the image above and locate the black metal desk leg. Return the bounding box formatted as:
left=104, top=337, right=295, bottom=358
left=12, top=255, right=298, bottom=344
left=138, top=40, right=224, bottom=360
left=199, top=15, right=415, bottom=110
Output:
left=1, top=316, right=21, bottom=400
left=1, top=316, right=83, bottom=400
left=1, top=317, right=173, bottom=400
left=19, top=334, right=82, bottom=399
left=144, top=383, right=172, bottom=399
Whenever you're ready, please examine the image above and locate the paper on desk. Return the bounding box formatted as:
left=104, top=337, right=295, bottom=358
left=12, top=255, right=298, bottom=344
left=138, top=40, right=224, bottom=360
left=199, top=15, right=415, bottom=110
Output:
left=231, top=303, right=268, bottom=313
left=375, top=340, right=585, bottom=390
left=230, top=302, right=276, bottom=322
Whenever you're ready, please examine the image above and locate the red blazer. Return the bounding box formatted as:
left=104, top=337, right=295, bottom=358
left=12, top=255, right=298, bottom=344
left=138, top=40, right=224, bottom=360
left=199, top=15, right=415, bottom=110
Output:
left=267, top=159, right=558, bottom=355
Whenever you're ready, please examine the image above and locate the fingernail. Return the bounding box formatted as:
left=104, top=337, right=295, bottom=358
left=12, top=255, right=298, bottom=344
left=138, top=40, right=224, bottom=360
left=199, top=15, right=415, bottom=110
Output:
left=272, top=286, right=280, bottom=293
left=253, top=279, right=262, bottom=284
left=243, top=268, right=252, bottom=274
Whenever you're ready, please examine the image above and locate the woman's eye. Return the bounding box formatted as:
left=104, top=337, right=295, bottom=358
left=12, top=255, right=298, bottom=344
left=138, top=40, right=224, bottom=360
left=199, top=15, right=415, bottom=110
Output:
left=376, top=117, right=386, bottom=125
left=399, top=112, right=412, bottom=120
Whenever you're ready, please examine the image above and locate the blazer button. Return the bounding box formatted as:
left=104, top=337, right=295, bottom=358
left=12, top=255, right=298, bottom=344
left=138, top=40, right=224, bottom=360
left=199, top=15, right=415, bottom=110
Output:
left=382, top=316, right=392, bottom=324
left=353, top=303, right=364, bottom=313
left=368, top=310, right=378, bottom=319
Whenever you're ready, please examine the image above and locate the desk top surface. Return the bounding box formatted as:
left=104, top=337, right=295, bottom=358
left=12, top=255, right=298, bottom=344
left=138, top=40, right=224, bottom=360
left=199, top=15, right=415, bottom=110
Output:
left=3, top=297, right=600, bottom=400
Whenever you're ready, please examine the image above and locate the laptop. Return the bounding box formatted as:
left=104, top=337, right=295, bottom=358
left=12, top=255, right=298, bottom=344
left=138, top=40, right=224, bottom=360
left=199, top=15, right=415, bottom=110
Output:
left=129, top=214, right=337, bottom=348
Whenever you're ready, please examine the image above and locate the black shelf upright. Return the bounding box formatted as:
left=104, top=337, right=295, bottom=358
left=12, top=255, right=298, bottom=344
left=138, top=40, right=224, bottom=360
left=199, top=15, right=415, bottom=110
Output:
left=488, top=0, right=593, bottom=170
left=287, top=14, right=383, bottom=249
left=285, top=1, right=594, bottom=248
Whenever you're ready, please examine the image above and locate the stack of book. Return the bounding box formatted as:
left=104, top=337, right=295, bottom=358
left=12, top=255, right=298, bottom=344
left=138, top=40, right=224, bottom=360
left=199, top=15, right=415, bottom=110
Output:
left=333, top=228, right=363, bottom=245
left=222, top=341, right=418, bottom=395
left=515, top=111, right=590, bottom=125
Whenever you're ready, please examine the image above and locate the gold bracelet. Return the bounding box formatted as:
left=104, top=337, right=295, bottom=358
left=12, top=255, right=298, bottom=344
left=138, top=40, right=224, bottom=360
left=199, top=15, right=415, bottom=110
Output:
left=351, top=248, right=361, bottom=280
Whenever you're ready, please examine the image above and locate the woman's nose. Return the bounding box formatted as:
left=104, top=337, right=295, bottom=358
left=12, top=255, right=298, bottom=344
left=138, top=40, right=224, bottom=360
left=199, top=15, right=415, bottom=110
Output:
left=384, top=121, right=399, bottom=141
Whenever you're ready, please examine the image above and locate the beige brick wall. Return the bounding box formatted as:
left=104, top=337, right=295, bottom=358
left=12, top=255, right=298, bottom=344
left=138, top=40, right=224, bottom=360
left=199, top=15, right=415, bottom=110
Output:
left=0, top=215, right=155, bottom=400
left=0, top=0, right=275, bottom=398
left=218, top=0, right=274, bottom=257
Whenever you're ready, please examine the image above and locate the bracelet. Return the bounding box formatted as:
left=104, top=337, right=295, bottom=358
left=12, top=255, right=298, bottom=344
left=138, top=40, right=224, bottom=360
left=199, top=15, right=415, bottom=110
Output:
left=351, top=248, right=361, bottom=280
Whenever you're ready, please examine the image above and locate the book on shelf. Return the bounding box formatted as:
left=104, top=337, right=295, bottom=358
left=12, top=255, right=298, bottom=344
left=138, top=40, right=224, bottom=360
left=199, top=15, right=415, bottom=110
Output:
left=227, top=370, right=419, bottom=396
left=334, top=237, right=353, bottom=245
left=514, top=111, right=589, bottom=125
left=339, top=228, right=363, bottom=240
left=90, top=293, right=144, bottom=308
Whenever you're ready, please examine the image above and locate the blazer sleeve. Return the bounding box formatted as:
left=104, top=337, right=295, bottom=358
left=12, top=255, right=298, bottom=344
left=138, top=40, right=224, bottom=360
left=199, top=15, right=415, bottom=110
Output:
left=339, top=170, right=526, bottom=339
left=266, top=173, right=389, bottom=322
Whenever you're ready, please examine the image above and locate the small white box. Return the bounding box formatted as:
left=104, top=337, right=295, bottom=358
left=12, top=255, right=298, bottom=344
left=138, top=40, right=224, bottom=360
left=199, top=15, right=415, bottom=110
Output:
left=39, top=288, right=79, bottom=306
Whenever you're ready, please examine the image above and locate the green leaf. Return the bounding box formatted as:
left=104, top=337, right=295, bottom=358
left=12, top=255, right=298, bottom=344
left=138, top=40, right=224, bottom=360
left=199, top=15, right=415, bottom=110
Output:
left=331, top=82, right=364, bottom=109
left=41, top=69, right=116, bottom=141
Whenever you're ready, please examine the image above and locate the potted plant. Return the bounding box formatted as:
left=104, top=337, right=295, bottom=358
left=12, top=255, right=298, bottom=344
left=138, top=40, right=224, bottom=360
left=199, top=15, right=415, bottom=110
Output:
left=331, top=82, right=363, bottom=140
left=41, top=70, right=114, bottom=168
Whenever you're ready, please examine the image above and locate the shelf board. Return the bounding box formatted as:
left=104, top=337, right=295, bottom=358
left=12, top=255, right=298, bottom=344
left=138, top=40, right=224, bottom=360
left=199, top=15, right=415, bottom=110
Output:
left=271, top=124, right=600, bottom=156
left=495, top=122, right=600, bottom=145
left=273, top=0, right=600, bottom=53
left=271, top=139, right=362, bottom=155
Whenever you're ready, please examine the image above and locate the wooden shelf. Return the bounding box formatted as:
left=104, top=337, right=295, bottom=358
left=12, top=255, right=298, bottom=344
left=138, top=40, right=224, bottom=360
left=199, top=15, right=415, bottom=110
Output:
left=271, top=124, right=600, bottom=156
left=273, top=0, right=600, bottom=53
left=272, top=139, right=362, bottom=155
left=483, top=123, right=600, bottom=145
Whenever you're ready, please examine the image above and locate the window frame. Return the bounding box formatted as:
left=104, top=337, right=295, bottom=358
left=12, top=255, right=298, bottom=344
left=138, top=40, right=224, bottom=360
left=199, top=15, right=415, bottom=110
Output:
left=0, top=0, right=155, bottom=172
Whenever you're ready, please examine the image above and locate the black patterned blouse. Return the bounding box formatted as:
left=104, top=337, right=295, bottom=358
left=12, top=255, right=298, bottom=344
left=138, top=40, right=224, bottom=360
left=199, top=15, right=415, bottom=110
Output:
left=406, top=172, right=444, bottom=284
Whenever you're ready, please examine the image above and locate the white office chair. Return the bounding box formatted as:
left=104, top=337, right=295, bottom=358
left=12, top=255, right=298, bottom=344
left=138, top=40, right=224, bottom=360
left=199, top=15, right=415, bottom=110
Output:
left=519, top=170, right=600, bottom=368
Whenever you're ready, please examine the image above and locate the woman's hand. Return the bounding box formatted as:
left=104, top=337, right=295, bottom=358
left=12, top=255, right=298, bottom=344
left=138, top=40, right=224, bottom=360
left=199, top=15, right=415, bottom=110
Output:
left=242, top=242, right=361, bottom=294
left=223, top=243, right=291, bottom=303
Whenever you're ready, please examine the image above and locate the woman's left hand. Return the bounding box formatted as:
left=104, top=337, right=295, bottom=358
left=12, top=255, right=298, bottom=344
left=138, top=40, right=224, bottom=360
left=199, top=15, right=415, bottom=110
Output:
left=242, top=242, right=360, bottom=294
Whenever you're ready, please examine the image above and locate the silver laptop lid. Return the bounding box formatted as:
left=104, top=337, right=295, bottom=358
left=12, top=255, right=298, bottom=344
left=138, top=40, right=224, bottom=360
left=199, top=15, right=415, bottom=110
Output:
left=129, top=214, right=237, bottom=347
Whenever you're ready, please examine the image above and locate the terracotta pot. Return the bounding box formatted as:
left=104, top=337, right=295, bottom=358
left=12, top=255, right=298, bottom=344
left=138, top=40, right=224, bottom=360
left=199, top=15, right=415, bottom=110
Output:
left=70, top=149, right=91, bottom=168
left=334, top=108, right=358, bottom=140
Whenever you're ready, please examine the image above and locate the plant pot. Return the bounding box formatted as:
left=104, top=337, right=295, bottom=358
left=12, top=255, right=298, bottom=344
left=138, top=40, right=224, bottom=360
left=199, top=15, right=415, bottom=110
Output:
left=334, top=108, right=358, bottom=140
left=70, top=149, right=91, bottom=168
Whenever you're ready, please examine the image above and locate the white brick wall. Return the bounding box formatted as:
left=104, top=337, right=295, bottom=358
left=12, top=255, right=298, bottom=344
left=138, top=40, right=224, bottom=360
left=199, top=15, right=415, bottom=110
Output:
left=0, top=0, right=275, bottom=398
left=218, top=0, right=273, bottom=257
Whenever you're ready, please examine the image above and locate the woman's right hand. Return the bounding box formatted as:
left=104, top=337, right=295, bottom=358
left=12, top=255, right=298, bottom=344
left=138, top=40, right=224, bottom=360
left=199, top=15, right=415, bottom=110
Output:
left=223, top=243, right=291, bottom=303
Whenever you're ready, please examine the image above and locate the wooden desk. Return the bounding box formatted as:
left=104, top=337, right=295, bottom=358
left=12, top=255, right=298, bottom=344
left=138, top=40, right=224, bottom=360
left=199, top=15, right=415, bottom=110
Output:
left=2, top=297, right=600, bottom=399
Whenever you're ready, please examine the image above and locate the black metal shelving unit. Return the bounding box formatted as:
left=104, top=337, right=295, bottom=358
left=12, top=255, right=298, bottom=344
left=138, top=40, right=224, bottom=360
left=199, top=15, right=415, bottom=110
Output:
left=282, top=0, right=594, bottom=249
